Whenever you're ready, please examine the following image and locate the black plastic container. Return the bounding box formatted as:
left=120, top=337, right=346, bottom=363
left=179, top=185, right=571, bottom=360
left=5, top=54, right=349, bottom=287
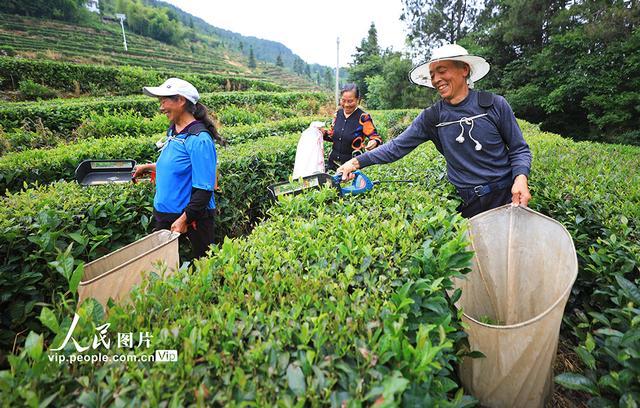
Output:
left=75, top=159, right=136, bottom=186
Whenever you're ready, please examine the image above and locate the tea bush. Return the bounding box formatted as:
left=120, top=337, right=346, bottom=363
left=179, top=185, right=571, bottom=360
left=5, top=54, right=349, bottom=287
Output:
left=0, top=57, right=284, bottom=95
left=0, top=128, right=9, bottom=156
left=0, top=118, right=62, bottom=154
left=0, top=45, right=16, bottom=57
left=17, top=79, right=57, bottom=101
left=0, top=146, right=477, bottom=405
left=0, top=109, right=416, bottom=193
left=3, top=128, right=60, bottom=153
left=74, top=111, right=169, bottom=141
left=0, top=135, right=158, bottom=193
left=370, top=109, right=421, bottom=140
left=0, top=117, right=320, bottom=193
left=218, top=103, right=298, bottom=126
left=0, top=133, right=301, bottom=353
left=520, top=123, right=640, bottom=406
left=0, top=91, right=330, bottom=132
left=2, top=111, right=638, bottom=404
left=0, top=181, right=155, bottom=352
left=555, top=274, right=640, bottom=405
left=75, top=104, right=305, bottom=142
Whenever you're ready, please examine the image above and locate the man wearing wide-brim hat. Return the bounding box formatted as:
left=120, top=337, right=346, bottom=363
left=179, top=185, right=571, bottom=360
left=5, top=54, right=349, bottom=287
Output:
left=337, top=43, right=532, bottom=218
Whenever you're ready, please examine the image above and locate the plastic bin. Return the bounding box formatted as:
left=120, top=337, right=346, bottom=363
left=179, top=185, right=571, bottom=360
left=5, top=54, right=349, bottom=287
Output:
left=78, top=230, right=180, bottom=307
left=452, top=204, right=578, bottom=407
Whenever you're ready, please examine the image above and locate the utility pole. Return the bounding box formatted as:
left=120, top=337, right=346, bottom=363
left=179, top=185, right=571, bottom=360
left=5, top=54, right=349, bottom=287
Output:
left=335, top=37, right=340, bottom=106
left=116, top=14, right=128, bottom=52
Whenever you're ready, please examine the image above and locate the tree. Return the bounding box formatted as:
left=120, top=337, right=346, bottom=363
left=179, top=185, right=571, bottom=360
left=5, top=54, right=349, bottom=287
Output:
left=276, top=53, right=284, bottom=67
left=304, top=63, right=311, bottom=78
left=1, top=0, right=90, bottom=22
left=467, top=0, right=640, bottom=144
left=365, top=51, right=436, bottom=109
left=323, top=68, right=334, bottom=89
left=348, top=22, right=383, bottom=97
left=292, top=56, right=306, bottom=75
left=400, top=0, right=482, bottom=58
left=248, top=46, right=256, bottom=68
left=352, top=22, right=381, bottom=65
left=110, top=0, right=185, bottom=45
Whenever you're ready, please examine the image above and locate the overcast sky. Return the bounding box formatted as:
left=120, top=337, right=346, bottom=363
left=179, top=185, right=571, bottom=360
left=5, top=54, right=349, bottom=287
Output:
left=161, top=0, right=409, bottom=67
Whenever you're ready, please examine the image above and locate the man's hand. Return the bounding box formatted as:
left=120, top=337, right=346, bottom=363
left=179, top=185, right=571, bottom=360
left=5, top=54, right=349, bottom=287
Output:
left=511, top=174, right=531, bottom=206
left=365, top=140, right=378, bottom=151
left=336, top=158, right=360, bottom=181
left=171, top=213, right=189, bottom=234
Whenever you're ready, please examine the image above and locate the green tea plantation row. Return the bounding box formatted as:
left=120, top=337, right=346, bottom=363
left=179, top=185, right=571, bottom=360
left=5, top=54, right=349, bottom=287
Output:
left=5, top=124, right=638, bottom=405
left=0, top=110, right=422, bottom=354
left=0, top=13, right=319, bottom=90
left=519, top=122, right=640, bottom=405
left=0, top=110, right=416, bottom=193
left=2, top=145, right=476, bottom=405
left=1, top=117, right=638, bottom=406
left=0, top=104, right=316, bottom=155
left=0, top=13, right=238, bottom=75
left=0, top=133, right=303, bottom=353
left=0, top=57, right=283, bottom=98
left=0, top=91, right=329, bottom=132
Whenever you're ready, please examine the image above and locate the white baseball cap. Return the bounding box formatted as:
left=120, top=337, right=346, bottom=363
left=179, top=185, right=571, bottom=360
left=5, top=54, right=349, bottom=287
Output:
left=142, top=77, right=200, bottom=104
left=409, top=43, right=490, bottom=88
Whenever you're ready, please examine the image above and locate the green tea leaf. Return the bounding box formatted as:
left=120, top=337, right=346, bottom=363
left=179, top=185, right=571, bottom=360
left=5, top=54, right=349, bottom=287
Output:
left=615, top=275, right=640, bottom=304
left=555, top=373, right=599, bottom=395
left=24, top=331, right=43, bottom=361
left=575, top=346, right=596, bottom=370
left=38, top=307, right=60, bottom=334
left=69, top=263, right=84, bottom=294
left=286, top=363, right=306, bottom=397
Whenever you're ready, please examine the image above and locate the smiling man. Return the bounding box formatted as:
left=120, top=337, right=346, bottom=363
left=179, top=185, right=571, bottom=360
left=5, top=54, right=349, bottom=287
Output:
left=337, top=43, right=532, bottom=218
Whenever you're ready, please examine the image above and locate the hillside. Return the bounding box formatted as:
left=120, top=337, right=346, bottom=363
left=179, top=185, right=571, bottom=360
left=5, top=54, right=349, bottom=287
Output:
left=0, top=12, right=322, bottom=91
left=148, top=0, right=345, bottom=82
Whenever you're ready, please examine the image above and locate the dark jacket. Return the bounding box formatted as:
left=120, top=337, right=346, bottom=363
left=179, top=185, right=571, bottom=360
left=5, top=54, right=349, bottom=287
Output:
left=324, top=107, right=381, bottom=170
left=357, top=90, right=532, bottom=189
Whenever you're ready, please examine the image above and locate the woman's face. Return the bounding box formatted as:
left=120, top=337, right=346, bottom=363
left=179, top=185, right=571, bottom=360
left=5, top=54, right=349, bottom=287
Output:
left=159, top=95, right=186, bottom=122
left=340, top=91, right=359, bottom=115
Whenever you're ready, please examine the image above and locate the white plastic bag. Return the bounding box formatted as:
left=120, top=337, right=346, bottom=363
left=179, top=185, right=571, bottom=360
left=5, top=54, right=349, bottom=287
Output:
left=292, top=121, right=325, bottom=178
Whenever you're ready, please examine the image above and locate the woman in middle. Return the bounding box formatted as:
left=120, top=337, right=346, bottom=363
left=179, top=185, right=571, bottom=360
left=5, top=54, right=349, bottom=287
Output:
left=322, top=83, right=382, bottom=171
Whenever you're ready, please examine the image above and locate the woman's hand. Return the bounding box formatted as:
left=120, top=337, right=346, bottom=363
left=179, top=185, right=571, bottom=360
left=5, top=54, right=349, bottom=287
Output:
left=131, top=163, right=155, bottom=181
left=511, top=174, right=531, bottom=206
left=171, top=213, right=189, bottom=234
left=365, top=140, right=378, bottom=151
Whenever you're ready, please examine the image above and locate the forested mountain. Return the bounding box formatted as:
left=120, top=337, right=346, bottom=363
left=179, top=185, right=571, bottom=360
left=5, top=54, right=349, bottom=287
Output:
left=0, top=0, right=340, bottom=89
left=145, top=0, right=346, bottom=83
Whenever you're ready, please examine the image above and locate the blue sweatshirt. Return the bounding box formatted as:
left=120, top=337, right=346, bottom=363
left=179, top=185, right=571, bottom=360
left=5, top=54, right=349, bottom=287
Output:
left=357, top=90, right=532, bottom=189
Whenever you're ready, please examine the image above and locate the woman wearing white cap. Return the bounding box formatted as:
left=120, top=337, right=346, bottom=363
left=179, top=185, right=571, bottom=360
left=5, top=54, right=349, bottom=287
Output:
left=133, top=78, right=226, bottom=259
left=337, top=43, right=532, bottom=218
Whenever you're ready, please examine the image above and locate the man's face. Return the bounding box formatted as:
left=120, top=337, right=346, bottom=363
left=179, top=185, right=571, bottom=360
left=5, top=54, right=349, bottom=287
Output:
left=429, top=60, right=470, bottom=102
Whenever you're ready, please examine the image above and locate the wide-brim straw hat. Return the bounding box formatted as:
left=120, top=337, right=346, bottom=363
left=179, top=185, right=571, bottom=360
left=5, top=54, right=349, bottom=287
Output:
left=409, top=43, right=490, bottom=88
